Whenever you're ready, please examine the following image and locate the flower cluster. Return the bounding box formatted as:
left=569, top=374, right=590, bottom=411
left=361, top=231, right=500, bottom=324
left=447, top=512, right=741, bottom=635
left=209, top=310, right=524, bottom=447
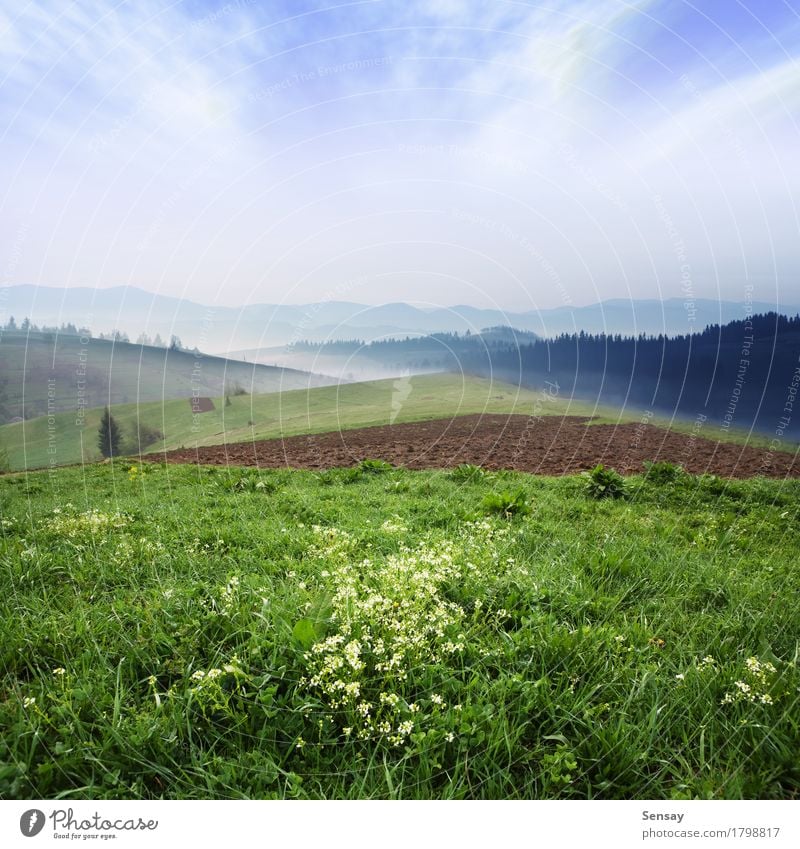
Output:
left=299, top=524, right=490, bottom=746
left=380, top=517, right=408, bottom=534
left=111, top=534, right=164, bottom=566
left=187, top=656, right=248, bottom=716
left=696, top=655, right=717, bottom=672
left=46, top=508, right=132, bottom=539
left=722, top=656, right=779, bottom=706
left=218, top=575, right=240, bottom=614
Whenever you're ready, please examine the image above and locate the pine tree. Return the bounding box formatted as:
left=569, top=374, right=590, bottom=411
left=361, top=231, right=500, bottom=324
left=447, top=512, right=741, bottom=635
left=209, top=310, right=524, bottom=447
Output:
left=98, top=407, right=121, bottom=458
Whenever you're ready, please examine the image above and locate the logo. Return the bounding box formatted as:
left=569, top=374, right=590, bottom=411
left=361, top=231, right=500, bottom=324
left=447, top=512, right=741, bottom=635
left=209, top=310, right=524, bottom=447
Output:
left=19, top=809, right=45, bottom=837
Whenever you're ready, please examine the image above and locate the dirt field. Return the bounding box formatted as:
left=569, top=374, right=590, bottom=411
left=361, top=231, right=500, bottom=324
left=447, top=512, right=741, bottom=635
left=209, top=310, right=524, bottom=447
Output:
left=158, top=414, right=800, bottom=478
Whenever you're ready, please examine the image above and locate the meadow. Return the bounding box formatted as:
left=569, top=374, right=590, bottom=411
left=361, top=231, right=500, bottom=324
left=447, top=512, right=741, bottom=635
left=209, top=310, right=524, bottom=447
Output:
left=2, top=371, right=784, bottom=473
left=1, top=460, right=798, bottom=799
left=0, top=374, right=598, bottom=472
left=0, top=330, right=327, bottom=427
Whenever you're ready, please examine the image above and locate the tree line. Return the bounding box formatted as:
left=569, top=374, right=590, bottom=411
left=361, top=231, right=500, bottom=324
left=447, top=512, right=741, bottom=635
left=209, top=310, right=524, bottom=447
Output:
left=1, top=317, right=185, bottom=349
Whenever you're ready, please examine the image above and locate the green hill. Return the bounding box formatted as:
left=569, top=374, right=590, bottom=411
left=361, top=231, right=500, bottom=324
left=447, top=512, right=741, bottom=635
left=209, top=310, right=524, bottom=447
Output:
left=0, top=374, right=589, bottom=471
left=0, top=329, right=331, bottom=426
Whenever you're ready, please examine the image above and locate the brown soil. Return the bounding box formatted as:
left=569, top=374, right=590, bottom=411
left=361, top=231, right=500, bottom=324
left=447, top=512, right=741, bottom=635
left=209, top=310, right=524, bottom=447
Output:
left=158, top=414, right=800, bottom=478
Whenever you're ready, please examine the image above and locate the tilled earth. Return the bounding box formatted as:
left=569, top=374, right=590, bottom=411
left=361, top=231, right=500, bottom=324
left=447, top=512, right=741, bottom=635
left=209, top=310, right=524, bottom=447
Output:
left=159, top=414, right=800, bottom=478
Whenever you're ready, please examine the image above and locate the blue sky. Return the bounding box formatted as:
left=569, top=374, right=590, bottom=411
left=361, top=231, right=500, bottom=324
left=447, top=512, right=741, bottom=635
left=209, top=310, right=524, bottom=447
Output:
left=1, top=0, right=798, bottom=311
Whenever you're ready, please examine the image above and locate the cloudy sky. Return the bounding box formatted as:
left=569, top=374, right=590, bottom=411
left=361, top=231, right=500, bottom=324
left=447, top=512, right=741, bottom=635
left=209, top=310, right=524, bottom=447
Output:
left=1, top=0, right=798, bottom=311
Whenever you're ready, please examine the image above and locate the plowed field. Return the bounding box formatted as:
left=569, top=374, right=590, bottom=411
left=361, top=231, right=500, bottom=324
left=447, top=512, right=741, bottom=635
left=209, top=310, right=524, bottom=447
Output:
left=159, top=414, right=799, bottom=477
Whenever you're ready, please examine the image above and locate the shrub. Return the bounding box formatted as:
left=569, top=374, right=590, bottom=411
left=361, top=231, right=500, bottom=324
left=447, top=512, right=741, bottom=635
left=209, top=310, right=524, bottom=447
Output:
left=229, top=475, right=276, bottom=493
left=584, top=464, right=626, bottom=499
left=643, top=460, right=682, bottom=485
left=128, top=422, right=163, bottom=453
left=450, top=463, right=485, bottom=483
left=317, top=468, right=362, bottom=485
left=359, top=458, right=394, bottom=474
left=481, top=489, right=531, bottom=517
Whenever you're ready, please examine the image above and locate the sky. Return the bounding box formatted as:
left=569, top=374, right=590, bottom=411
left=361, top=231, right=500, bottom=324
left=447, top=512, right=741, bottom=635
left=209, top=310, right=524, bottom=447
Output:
left=1, top=0, right=799, bottom=312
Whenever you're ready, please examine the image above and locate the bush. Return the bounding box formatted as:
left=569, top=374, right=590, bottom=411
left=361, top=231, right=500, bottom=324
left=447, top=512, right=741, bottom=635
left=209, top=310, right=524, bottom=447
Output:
left=230, top=476, right=276, bottom=493
left=643, top=460, right=682, bottom=485
left=584, top=464, right=626, bottom=499
left=128, top=422, right=163, bottom=453
left=318, top=468, right=363, bottom=485
left=450, top=463, right=485, bottom=483
left=359, top=458, right=394, bottom=474
left=481, top=489, right=531, bottom=517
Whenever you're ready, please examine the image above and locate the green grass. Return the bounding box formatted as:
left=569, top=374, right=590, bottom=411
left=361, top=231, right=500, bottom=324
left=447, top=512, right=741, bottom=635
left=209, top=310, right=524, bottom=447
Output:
left=4, top=368, right=796, bottom=473
left=0, top=374, right=600, bottom=471
left=1, top=462, right=798, bottom=799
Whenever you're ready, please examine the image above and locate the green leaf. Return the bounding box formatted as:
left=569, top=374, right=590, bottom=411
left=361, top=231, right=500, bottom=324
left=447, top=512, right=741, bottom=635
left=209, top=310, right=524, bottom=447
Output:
left=292, top=618, right=319, bottom=650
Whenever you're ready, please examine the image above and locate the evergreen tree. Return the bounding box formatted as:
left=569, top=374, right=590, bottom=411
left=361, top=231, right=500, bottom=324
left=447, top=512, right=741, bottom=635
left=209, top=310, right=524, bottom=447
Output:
left=98, top=407, right=121, bottom=458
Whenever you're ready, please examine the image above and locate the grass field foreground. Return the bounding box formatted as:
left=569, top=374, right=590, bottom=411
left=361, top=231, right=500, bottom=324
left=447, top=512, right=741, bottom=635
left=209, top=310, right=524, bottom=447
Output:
left=1, top=462, right=798, bottom=798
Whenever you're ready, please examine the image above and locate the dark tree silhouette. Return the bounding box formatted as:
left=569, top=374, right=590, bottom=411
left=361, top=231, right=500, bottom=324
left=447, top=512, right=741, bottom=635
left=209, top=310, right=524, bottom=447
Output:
left=98, top=407, right=121, bottom=458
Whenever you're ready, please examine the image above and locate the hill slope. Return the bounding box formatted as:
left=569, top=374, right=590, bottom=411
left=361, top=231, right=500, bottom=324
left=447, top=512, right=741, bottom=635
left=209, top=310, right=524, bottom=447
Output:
left=0, top=374, right=585, bottom=471
left=0, top=330, right=332, bottom=425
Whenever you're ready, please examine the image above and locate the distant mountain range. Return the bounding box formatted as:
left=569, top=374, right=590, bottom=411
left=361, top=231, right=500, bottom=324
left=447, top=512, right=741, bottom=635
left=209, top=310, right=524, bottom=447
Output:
left=2, top=285, right=797, bottom=354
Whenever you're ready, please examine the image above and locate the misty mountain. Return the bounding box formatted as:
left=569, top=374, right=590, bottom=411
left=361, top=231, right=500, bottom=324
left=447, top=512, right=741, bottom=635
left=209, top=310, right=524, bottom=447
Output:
left=272, top=313, right=800, bottom=439
left=461, top=313, right=800, bottom=439
left=3, top=285, right=795, bottom=355
left=232, top=327, right=543, bottom=381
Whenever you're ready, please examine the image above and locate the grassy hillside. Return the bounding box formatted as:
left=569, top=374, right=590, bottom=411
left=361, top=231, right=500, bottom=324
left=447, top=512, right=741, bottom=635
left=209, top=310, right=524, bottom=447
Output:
left=2, top=372, right=792, bottom=473
left=1, top=463, right=798, bottom=798
left=0, top=374, right=599, bottom=471
left=0, top=330, right=330, bottom=424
